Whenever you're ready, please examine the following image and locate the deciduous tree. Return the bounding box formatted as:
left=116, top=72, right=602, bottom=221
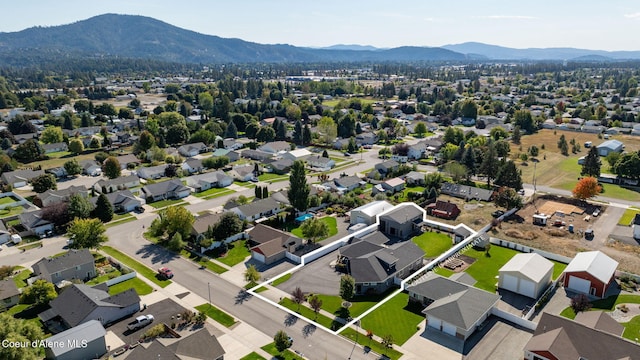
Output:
left=340, top=274, right=355, bottom=301
left=158, top=206, right=195, bottom=240
left=21, top=279, right=57, bottom=306
left=102, top=156, right=121, bottom=179
left=309, top=295, right=323, bottom=320
left=40, top=126, right=64, bottom=144
left=67, top=218, right=107, bottom=249
left=244, top=264, right=260, bottom=284
left=31, top=174, right=57, bottom=193
left=63, top=159, right=82, bottom=176
left=68, top=138, right=84, bottom=155
left=274, top=330, right=292, bottom=353
left=300, top=217, right=329, bottom=244
left=291, top=287, right=305, bottom=311
left=572, top=177, right=602, bottom=200
left=0, top=313, right=45, bottom=360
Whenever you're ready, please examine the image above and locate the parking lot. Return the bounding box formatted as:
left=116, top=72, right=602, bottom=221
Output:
left=107, top=298, right=187, bottom=344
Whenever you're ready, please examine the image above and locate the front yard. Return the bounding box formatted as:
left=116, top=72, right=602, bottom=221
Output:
left=108, top=277, right=153, bottom=296
left=193, top=187, right=236, bottom=199
left=214, top=240, right=251, bottom=267
left=411, top=231, right=453, bottom=258
left=359, top=292, right=424, bottom=345
left=195, top=303, right=237, bottom=328
left=148, top=199, right=187, bottom=209
left=101, top=246, right=172, bottom=288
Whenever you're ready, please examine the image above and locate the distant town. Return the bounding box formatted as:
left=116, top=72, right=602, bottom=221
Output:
left=0, top=60, right=639, bottom=360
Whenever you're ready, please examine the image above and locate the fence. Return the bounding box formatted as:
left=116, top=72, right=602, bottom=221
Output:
left=300, top=221, right=378, bottom=265
left=489, top=238, right=572, bottom=264
left=490, top=307, right=537, bottom=331
left=106, top=257, right=137, bottom=287
left=523, top=279, right=560, bottom=320
left=0, top=192, right=29, bottom=210
left=200, top=232, right=246, bottom=253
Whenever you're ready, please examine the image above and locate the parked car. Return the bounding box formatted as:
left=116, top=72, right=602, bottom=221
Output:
left=343, top=152, right=351, bottom=157
left=127, top=314, right=154, bottom=331
left=585, top=228, right=594, bottom=240
left=491, top=210, right=505, bottom=218
left=158, top=267, right=174, bottom=279
left=592, top=208, right=600, bottom=217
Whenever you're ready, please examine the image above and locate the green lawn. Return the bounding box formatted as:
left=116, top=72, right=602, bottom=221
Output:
left=193, top=187, right=236, bottom=199
left=12, top=269, right=32, bottom=288
left=558, top=181, right=640, bottom=202
left=149, top=199, right=187, bottom=209
left=0, top=205, right=24, bottom=218
left=17, top=242, right=42, bottom=251
left=290, top=217, right=338, bottom=240
left=340, top=328, right=403, bottom=360
left=179, top=249, right=228, bottom=274
left=6, top=303, right=31, bottom=316
left=6, top=218, right=21, bottom=227
left=317, top=290, right=395, bottom=318
left=106, top=216, right=137, bottom=228
left=239, top=352, right=266, bottom=360
left=86, top=268, right=122, bottom=285
left=108, top=277, right=153, bottom=296
left=463, top=246, right=519, bottom=292
left=279, top=298, right=335, bottom=329
left=195, top=303, right=237, bottom=328
left=551, top=260, right=567, bottom=280
left=260, top=343, right=304, bottom=360
left=0, top=197, right=16, bottom=205
left=111, top=213, right=135, bottom=222
left=258, top=173, right=289, bottom=182
left=412, top=232, right=453, bottom=258
left=433, top=267, right=455, bottom=277
left=618, top=207, right=640, bottom=226
left=216, top=240, right=251, bottom=267
left=401, top=186, right=426, bottom=201
left=360, top=292, right=424, bottom=345
left=271, top=273, right=292, bottom=286
left=101, top=246, right=171, bottom=288
left=560, top=294, right=640, bottom=319
left=621, top=315, right=640, bottom=341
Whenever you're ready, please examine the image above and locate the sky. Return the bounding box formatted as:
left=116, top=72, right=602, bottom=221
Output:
left=2, top=0, right=640, bottom=51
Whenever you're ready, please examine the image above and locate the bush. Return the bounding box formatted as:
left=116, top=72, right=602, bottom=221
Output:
left=143, top=324, right=166, bottom=339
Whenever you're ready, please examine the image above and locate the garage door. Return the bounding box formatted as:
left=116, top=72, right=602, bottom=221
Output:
left=568, top=275, right=591, bottom=294
left=519, top=279, right=536, bottom=298
left=251, top=251, right=265, bottom=263
left=442, top=322, right=457, bottom=336
left=356, top=216, right=366, bottom=224
left=428, top=318, right=441, bottom=330
left=501, top=274, right=519, bottom=293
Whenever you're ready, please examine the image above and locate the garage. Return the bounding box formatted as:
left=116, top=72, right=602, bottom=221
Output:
left=501, top=274, right=519, bottom=293
left=428, top=318, right=442, bottom=330
left=355, top=216, right=366, bottom=224
left=442, top=322, right=457, bottom=336
left=251, top=251, right=265, bottom=263
left=519, top=279, right=536, bottom=298
left=567, top=275, right=591, bottom=294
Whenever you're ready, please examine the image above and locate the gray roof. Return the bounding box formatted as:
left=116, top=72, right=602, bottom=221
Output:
left=233, top=197, right=280, bottom=218
left=127, top=326, right=225, bottom=360
left=33, top=249, right=94, bottom=276
left=90, top=190, right=139, bottom=208
left=0, top=278, right=20, bottom=300
left=269, top=158, right=294, bottom=171
left=188, top=171, right=232, bottom=187
left=407, top=274, right=500, bottom=331
left=38, top=185, right=88, bottom=204
left=230, top=165, right=255, bottom=177
left=95, top=174, right=140, bottom=189
left=184, top=157, right=203, bottom=169
left=259, top=141, right=291, bottom=153
left=42, top=284, right=139, bottom=327
left=141, top=179, right=189, bottom=197
left=379, top=204, right=423, bottom=224
left=334, top=175, right=362, bottom=188
left=356, top=231, right=394, bottom=246
left=137, top=164, right=168, bottom=177
left=1, top=169, right=45, bottom=185
left=597, top=139, right=623, bottom=150
left=19, top=210, right=52, bottom=229
left=525, top=313, right=640, bottom=360
left=192, top=212, right=223, bottom=235
left=46, top=320, right=106, bottom=357
left=241, top=149, right=272, bottom=160
left=440, top=182, right=494, bottom=201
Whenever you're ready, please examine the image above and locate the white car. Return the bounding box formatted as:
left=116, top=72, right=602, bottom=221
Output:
left=592, top=209, right=600, bottom=217
left=127, top=314, right=154, bottom=331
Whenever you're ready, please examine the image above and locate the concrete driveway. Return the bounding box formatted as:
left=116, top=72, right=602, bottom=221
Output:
left=276, top=249, right=342, bottom=296
left=464, top=316, right=533, bottom=360
left=107, top=298, right=187, bottom=345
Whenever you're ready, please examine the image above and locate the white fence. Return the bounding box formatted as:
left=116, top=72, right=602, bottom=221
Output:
left=491, top=307, right=537, bottom=331
left=200, top=232, right=246, bottom=253
left=489, top=238, right=572, bottom=264
left=0, top=192, right=29, bottom=210
left=285, top=252, right=302, bottom=263
left=105, top=271, right=137, bottom=286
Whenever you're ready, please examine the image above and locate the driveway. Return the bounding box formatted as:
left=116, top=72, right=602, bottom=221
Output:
left=276, top=249, right=342, bottom=296
left=589, top=205, right=625, bottom=248
left=463, top=316, right=533, bottom=360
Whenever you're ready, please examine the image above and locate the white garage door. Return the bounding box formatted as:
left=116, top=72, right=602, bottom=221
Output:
left=568, top=275, right=591, bottom=294
left=428, top=318, right=441, bottom=330
left=519, top=279, right=536, bottom=298
left=501, top=274, right=519, bottom=293
left=442, top=322, right=457, bottom=336
left=251, top=251, right=265, bottom=263
left=356, top=216, right=366, bottom=224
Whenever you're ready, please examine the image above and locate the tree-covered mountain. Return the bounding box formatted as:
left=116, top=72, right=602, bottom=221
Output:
left=0, top=14, right=466, bottom=64
left=442, top=42, right=640, bottom=60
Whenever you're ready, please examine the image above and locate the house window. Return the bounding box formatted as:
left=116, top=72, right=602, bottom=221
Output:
left=362, top=282, right=369, bottom=286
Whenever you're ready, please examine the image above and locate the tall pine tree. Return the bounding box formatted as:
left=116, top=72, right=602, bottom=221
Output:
left=288, top=160, right=309, bottom=213
left=93, top=193, right=114, bottom=223
left=581, top=146, right=601, bottom=177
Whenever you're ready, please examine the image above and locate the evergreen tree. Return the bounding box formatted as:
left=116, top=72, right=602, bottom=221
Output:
left=288, top=160, right=309, bottom=213
left=461, top=146, right=476, bottom=178
left=276, top=120, right=287, bottom=141
left=293, top=120, right=303, bottom=145
left=93, top=193, right=114, bottom=222
left=262, top=186, right=268, bottom=199
left=495, top=160, right=523, bottom=190
left=581, top=146, right=601, bottom=177
left=480, top=142, right=500, bottom=186
left=302, top=124, right=312, bottom=145
left=225, top=120, right=238, bottom=139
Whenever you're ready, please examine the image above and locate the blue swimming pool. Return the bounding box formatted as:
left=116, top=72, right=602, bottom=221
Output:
left=295, top=213, right=314, bottom=222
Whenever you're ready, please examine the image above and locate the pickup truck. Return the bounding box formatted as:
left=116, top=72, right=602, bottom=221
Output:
left=127, top=314, right=154, bottom=331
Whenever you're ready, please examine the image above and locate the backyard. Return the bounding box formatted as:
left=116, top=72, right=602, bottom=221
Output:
left=108, top=277, right=153, bottom=296
left=411, top=231, right=453, bottom=258
left=290, top=216, right=338, bottom=240
left=101, top=246, right=172, bottom=287
left=618, top=207, right=640, bottom=226
left=214, top=240, right=251, bottom=267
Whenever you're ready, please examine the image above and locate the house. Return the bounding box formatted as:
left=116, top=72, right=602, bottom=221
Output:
left=562, top=250, right=618, bottom=298
left=404, top=171, right=426, bottom=186
left=185, top=171, right=233, bottom=192
left=498, top=253, right=554, bottom=299
left=137, top=164, right=168, bottom=180
left=378, top=203, right=425, bottom=240
left=267, top=158, right=294, bottom=175
left=1, top=169, right=45, bottom=188
left=80, top=160, right=102, bottom=177
left=126, top=325, right=225, bottom=360
left=90, top=190, right=142, bottom=213
left=333, top=175, right=364, bottom=192
left=32, top=249, right=96, bottom=284
left=281, top=148, right=312, bottom=161
left=39, top=284, right=140, bottom=329
left=0, top=221, right=11, bottom=245
left=42, top=142, right=68, bottom=154
left=375, top=160, right=400, bottom=175
left=44, top=320, right=107, bottom=360
left=241, top=149, right=273, bottom=162
left=37, top=186, right=89, bottom=207
left=306, top=156, right=336, bottom=171
left=247, top=224, right=303, bottom=265
left=230, top=197, right=283, bottom=221
left=408, top=142, right=428, bottom=160
left=426, top=200, right=461, bottom=220
left=94, top=175, right=140, bottom=193
left=633, top=213, right=640, bottom=240
left=338, top=235, right=424, bottom=295
left=211, top=148, right=241, bottom=162
left=349, top=201, right=394, bottom=226
left=355, top=132, right=377, bottom=145
left=596, top=139, right=624, bottom=156
left=116, top=154, right=141, bottom=169
left=182, top=158, right=204, bottom=174
left=45, top=167, right=68, bottom=179
left=440, top=182, right=494, bottom=201
left=190, top=212, right=223, bottom=241
left=141, top=179, right=191, bottom=202
left=258, top=141, right=290, bottom=154
left=178, top=142, right=207, bottom=157
left=223, top=138, right=243, bottom=150
left=19, top=210, right=54, bottom=236
left=0, top=279, right=20, bottom=310
left=380, top=177, right=405, bottom=194
left=523, top=312, right=639, bottom=360
left=407, top=274, right=500, bottom=340
left=333, top=138, right=350, bottom=150
left=227, top=165, right=255, bottom=182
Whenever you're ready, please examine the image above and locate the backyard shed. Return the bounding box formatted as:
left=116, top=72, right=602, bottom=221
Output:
left=498, top=253, right=554, bottom=299
left=562, top=251, right=618, bottom=298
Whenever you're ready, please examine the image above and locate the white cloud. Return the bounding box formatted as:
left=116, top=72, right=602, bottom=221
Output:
left=624, top=12, right=640, bottom=18
left=477, top=15, right=538, bottom=20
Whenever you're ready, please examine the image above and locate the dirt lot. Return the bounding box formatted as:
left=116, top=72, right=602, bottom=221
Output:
left=493, top=196, right=640, bottom=274
left=101, top=92, right=167, bottom=112
left=426, top=194, right=501, bottom=231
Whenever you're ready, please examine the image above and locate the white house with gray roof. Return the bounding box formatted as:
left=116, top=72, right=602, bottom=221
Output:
left=90, top=190, right=142, bottom=213
left=185, top=171, right=233, bottom=192
left=44, top=320, right=107, bottom=360
left=19, top=210, right=54, bottom=236
left=136, top=164, right=168, bottom=180
left=349, top=201, right=394, bottom=226
left=230, top=197, right=283, bottom=221
left=32, top=249, right=96, bottom=284
left=1, top=169, right=45, bottom=188
left=140, top=179, right=190, bottom=202
left=94, top=175, right=140, bottom=193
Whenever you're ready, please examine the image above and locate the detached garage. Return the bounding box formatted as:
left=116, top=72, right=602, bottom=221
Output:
left=562, top=251, right=618, bottom=298
left=499, top=253, right=554, bottom=299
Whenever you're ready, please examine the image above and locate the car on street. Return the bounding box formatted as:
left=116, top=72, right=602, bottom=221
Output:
left=158, top=267, right=174, bottom=279
left=343, top=152, right=351, bottom=157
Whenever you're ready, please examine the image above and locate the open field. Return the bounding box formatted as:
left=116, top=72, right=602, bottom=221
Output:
left=510, top=130, right=640, bottom=201
left=425, top=194, right=500, bottom=231
left=322, top=97, right=377, bottom=108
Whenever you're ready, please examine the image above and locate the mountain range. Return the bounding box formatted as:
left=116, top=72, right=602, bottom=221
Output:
left=0, top=14, right=639, bottom=64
